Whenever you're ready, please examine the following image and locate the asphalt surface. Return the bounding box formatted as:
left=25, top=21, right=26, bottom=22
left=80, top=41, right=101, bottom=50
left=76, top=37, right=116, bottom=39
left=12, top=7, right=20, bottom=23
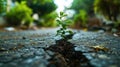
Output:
left=0, top=28, right=120, bottom=67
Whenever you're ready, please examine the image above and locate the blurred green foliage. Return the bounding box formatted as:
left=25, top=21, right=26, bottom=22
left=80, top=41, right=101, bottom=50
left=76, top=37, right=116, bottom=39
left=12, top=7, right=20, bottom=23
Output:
left=37, top=12, right=57, bottom=27
left=0, top=0, right=7, bottom=15
left=32, top=0, right=52, bottom=4
left=13, top=0, right=27, bottom=3
left=27, top=0, right=57, bottom=27
left=12, top=0, right=24, bottom=2
left=94, top=0, right=120, bottom=29
left=22, top=0, right=57, bottom=27
left=27, top=0, right=57, bottom=16
left=73, top=10, right=88, bottom=28
left=6, top=1, right=33, bottom=27
left=13, top=0, right=56, bottom=16
left=71, top=0, right=94, bottom=28
left=94, top=0, right=120, bottom=22
left=71, top=0, right=94, bottom=16
left=14, top=0, right=52, bottom=4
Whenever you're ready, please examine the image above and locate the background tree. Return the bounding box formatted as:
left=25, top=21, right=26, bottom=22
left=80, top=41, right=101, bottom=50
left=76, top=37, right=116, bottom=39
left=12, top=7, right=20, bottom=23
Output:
left=71, top=0, right=95, bottom=29
left=73, top=10, right=88, bottom=28
left=27, top=0, right=57, bottom=16
left=12, top=0, right=57, bottom=27
left=27, top=0, right=57, bottom=27
left=94, top=0, right=120, bottom=22
left=0, top=0, right=7, bottom=15
left=37, top=12, right=57, bottom=27
left=12, top=0, right=57, bottom=16
left=5, top=1, right=33, bottom=27
left=12, top=0, right=27, bottom=3
left=71, top=0, right=94, bottom=16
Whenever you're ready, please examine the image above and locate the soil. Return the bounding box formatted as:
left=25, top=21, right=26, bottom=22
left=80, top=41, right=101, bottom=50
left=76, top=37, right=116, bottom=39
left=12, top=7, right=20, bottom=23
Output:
left=46, top=39, right=93, bottom=67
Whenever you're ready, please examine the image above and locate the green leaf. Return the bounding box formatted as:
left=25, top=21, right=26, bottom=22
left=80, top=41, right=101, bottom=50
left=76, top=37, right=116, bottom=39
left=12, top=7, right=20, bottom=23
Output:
left=60, top=12, right=64, bottom=16
left=62, top=24, right=67, bottom=29
left=60, top=28, right=64, bottom=30
left=56, top=19, right=62, bottom=25
left=56, top=19, right=61, bottom=23
left=62, top=31, right=65, bottom=34
left=57, top=30, right=60, bottom=33
left=62, top=14, right=67, bottom=17
left=67, top=30, right=73, bottom=34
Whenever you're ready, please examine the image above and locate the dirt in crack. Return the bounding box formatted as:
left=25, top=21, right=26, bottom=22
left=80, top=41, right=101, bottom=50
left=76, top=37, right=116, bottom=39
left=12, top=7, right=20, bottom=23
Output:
left=45, top=39, right=93, bottom=67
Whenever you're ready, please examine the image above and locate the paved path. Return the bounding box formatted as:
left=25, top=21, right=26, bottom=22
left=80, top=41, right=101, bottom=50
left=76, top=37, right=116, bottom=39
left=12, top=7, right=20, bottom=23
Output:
left=71, top=31, right=120, bottom=67
left=0, top=28, right=120, bottom=67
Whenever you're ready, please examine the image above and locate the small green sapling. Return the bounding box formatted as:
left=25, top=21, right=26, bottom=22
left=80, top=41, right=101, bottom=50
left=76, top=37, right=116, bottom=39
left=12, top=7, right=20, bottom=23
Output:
left=56, top=12, right=74, bottom=41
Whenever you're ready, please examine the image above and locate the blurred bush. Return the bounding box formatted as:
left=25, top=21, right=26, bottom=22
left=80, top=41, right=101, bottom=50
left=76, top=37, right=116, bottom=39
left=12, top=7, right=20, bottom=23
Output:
left=0, top=0, right=58, bottom=28
left=26, top=0, right=57, bottom=27
left=0, top=0, right=7, bottom=15
left=94, top=0, right=120, bottom=32
left=27, top=0, right=57, bottom=16
left=5, top=1, right=33, bottom=27
left=94, top=0, right=120, bottom=22
left=36, top=12, right=57, bottom=27
left=71, top=0, right=94, bottom=16
left=73, top=10, right=88, bottom=28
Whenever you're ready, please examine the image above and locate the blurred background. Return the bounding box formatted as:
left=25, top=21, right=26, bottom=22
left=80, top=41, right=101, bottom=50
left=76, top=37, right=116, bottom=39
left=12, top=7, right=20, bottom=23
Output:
left=0, top=0, right=120, bottom=33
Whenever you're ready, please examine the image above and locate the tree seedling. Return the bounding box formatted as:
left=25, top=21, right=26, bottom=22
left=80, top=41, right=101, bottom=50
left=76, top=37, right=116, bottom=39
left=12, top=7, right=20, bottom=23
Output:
left=56, top=12, right=74, bottom=41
